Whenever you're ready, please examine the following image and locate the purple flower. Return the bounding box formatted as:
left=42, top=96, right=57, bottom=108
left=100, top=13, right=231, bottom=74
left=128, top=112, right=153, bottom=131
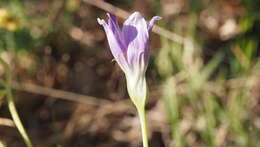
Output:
left=98, top=12, right=161, bottom=106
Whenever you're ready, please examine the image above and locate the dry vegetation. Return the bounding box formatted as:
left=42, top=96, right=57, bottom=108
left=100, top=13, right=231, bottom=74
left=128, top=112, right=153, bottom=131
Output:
left=0, top=0, right=260, bottom=147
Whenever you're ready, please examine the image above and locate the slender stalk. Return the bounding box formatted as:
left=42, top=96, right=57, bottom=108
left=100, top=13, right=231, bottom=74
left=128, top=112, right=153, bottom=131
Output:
left=137, top=106, right=148, bottom=147
left=6, top=89, right=33, bottom=147
left=0, top=58, right=33, bottom=147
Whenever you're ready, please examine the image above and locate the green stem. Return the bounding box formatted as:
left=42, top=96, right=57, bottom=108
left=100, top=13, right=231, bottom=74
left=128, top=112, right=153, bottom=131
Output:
left=137, top=107, right=148, bottom=147
left=7, top=90, right=33, bottom=147
left=0, top=55, right=33, bottom=147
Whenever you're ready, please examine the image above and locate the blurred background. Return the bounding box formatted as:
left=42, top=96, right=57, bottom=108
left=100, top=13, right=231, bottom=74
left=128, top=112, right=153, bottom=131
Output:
left=0, top=0, right=260, bottom=147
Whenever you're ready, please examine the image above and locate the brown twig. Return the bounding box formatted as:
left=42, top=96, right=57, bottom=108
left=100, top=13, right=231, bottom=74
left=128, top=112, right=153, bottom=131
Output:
left=0, top=117, right=15, bottom=127
left=83, top=0, right=186, bottom=44
left=11, top=81, right=111, bottom=106
left=10, top=76, right=247, bottom=108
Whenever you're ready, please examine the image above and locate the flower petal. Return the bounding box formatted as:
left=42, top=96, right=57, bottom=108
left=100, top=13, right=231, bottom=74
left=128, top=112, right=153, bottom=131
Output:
left=122, top=12, right=149, bottom=71
left=106, top=13, right=127, bottom=52
left=97, top=16, right=128, bottom=72
left=147, top=16, right=162, bottom=32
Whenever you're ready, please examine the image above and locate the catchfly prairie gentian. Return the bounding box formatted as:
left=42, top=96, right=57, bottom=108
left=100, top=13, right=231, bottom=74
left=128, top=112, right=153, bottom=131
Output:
left=98, top=12, right=161, bottom=147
